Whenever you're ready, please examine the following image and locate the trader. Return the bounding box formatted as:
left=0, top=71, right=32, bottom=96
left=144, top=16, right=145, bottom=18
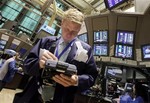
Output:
left=0, top=49, right=22, bottom=91
left=23, top=8, right=98, bottom=103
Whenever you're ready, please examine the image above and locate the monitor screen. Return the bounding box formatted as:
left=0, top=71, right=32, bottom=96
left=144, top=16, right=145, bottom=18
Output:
left=0, top=45, right=5, bottom=50
left=10, top=43, right=17, bottom=50
left=93, top=44, right=108, bottom=56
left=106, top=66, right=122, bottom=79
left=141, top=44, right=150, bottom=60
left=0, top=39, right=7, bottom=45
left=104, top=0, right=128, bottom=10
left=124, top=83, right=133, bottom=92
left=94, top=31, right=108, bottom=43
left=116, top=31, right=134, bottom=45
left=115, top=44, right=133, bottom=59
left=78, top=33, right=88, bottom=43
left=0, top=39, right=7, bottom=50
left=19, top=48, right=27, bottom=57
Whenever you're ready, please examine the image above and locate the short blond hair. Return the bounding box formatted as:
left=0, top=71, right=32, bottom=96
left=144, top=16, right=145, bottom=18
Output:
left=63, top=8, right=85, bottom=25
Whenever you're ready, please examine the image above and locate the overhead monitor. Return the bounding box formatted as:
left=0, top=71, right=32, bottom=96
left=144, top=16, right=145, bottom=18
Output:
left=0, top=39, right=7, bottom=45
left=78, top=33, right=88, bottom=43
left=19, top=48, right=27, bottom=57
left=106, top=66, right=122, bottom=79
left=0, top=39, right=7, bottom=50
left=94, top=30, right=108, bottom=43
left=141, top=44, right=150, bottom=60
left=104, top=0, right=129, bottom=10
left=0, top=45, right=5, bottom=50
left=124, top=83, right=133, bottom=92
left=10, top=39, right=21, bottom=50
left=10, top=43, right=17, bottom=50
left=116, top=30, right=134, bottom=45
left=115, top=44, right=133, bottom=59
left=93, top=44, right=108, bottom=56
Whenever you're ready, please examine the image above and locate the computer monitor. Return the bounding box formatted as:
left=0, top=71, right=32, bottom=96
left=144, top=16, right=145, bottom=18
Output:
left=0, top=39, right=7, bottom=50
left=116, top=30, right=134, bottom=45
left=94, top=30, right=108, bottom=43
left=115, top=44, right=133, bottom=59
left=78, top=33, right=88, bottom=43
left=10, top=43, right=17, bottom=50
left=93, top=44, right=108, bottom=56
left=0, top=39, right=7, bottom=45
left=0, top=45, right=5, bottom=50
left=141, top=44, right=150, bottom=60
left=106, top=66, right=122, bottom=79
left=19, top=48, right=27, bottom=57
left=124, top=83, right=133, bottom=92
left=104, top=0, right=129, bottom=10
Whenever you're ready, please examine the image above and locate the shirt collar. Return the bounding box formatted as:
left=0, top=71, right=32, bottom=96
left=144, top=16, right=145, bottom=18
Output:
left=59, top=37, right=64, bottom=45
left=59, top=37, right=77, bottom=45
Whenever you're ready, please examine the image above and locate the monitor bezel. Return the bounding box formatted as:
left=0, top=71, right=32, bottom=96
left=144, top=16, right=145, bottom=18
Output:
left=114, top=30, right=135, bottom=60
left=114, top=44, right=134, bottom=59
left=93, top=43, right=109, bottom=56
left=104, top=0, right=128, bottom=10
left=77, top=32, right=89, bottom=43
left=105, top=66, right=123, bottom=79
left=10, top=43, right=18, bottom=50
left=115, top=30, right=135, bottom=45
left=19, top=48, right=27, bottom=58
left=141, top=44, right=150, bottom=61
left=93, top=30, right=109, bottom=43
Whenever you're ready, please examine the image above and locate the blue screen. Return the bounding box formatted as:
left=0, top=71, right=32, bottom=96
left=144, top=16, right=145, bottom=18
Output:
left=0, top=45, right=5, bottom=50
left=10, top=43, right=17, bottom=50
left=115, top=45, right=133, bottom=58
left=94, top=31, right=108, bottom=43
left=142, top=45, right=150, bottom=59
left=93, top=44, right=108, bottom=56
left=78, top=33, right=88, bottom=43
left=116, top=31, right=134, bottom=45
left=19, top=48, right=27, bottom=57
left=107, top=66, right=122, bottom=78
left=105, top=0, right=127, bottom=9
left=0, top=39, right=7, bottom=50
left=0, top=39, right=7, bottom=45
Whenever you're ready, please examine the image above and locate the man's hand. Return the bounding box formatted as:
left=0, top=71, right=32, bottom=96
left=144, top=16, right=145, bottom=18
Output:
left=52, top=74, right=78, bottom=87
left=18, top=67, right=23, bottom=71
left=39, top=49, right=58, bottom=69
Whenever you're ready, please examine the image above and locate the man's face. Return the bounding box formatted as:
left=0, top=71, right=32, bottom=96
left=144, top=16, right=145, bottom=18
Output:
left=61, top=19, right=81, bottom=42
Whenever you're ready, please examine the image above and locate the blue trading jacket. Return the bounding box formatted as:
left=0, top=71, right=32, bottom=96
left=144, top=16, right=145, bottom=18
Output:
left=24, top=36, right=98, bottom=103
left=2, top=60, right=18, bottom=83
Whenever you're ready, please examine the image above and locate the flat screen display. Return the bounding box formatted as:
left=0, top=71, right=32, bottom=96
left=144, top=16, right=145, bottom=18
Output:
left=115, top=44, right=133, bottom=58
left=10, top=43, right=17, bottom=50
left=94, top=31, right=108, bottom=43
left=93, top=44, right=108, bottom=56
left=0, top=39, right=7, bottom=50
left=141, top=44, right=150, bottom=60
left=19, top=48, right=27, bottom=57
left=116, top=31, right=134, bottom=45
left=78, top=33, right=88, bottom=43
left=105, top=0, right=128, bottom=10
left=106, top=66, right=122, bottom=79
left=0, top=45, right=5, bottom=50
left=0, top=39, right=7, bottom=45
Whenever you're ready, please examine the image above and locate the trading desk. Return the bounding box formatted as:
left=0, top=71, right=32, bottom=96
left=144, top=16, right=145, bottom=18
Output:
left=74, top=92, right=112, bottom=103
left=4, top=72, right=23, bottom=89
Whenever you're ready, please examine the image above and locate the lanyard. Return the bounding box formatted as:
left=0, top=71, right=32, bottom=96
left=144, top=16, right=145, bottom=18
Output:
left=55, top=39, right=76, bottom=59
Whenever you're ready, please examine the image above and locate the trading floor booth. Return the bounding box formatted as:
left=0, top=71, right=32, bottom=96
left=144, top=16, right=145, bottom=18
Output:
left=0, top=29, right=33, bottom=89
left=79, top=4, right=150, bottom=103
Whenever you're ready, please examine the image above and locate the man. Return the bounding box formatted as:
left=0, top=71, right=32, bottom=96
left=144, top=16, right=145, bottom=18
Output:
left=0, top=49, right=22, bottom=91
left=23, top=8, right=98, bottom=103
